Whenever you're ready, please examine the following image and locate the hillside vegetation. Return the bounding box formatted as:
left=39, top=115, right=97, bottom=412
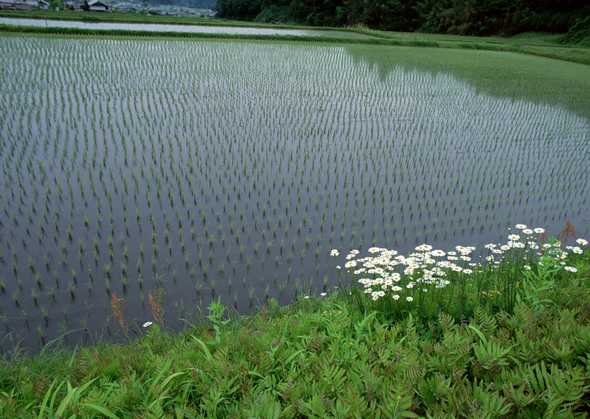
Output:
left=217, top=0, right=590, bottom=42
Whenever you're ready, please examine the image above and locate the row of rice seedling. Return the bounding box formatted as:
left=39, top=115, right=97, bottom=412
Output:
left=0, top=36, right=589, bottom=350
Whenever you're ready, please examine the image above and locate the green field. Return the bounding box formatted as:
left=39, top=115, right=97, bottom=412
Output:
left=1, top=10, right=590, bottom=64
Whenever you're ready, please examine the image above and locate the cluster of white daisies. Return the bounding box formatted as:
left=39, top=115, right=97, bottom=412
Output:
left=330, top=244, right=477, bottom=302
left=330, top=224, right=587, bottom=302
left=484, top=224, right=586, bottom=274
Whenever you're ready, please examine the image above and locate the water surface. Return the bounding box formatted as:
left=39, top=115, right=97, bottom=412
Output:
left=0, top=16, right=371, bottom=39
left=0, top=37, right=589, bottom=352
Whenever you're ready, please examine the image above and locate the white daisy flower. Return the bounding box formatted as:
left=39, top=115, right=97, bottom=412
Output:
left=415, top=244, right=432, bottom=252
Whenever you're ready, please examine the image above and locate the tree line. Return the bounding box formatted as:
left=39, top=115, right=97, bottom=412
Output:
left=216, top=0, right=590, bottom=37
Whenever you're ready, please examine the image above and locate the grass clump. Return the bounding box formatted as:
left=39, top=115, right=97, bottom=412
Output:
left=0, top=229, right=589, bottom=417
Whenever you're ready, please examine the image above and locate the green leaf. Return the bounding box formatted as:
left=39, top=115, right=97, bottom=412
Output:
left=468, top=324, right=487, bottom=344
left=191, top=336, right=213, bottom=361
left=37, top=379, right=58, bottom=419
left=82, top=403, right=119, bottom=419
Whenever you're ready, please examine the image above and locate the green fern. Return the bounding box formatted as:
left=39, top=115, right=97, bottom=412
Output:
left=242, top=392, right=282, bottom=419
left=380, top=387, right=417, bottom=418
left=471, top=381, right=512, bottom=418
left=473, top=307, right=497, bottom=336
left=438, top=312, right=456, bottom=334
left=473, top=340, right=512, bottom=373
left=416, top=373, right=451, bottom=411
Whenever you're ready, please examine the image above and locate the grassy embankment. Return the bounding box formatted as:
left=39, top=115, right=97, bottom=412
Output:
left=1, top=10, right=590, bottom=65
left=1, top=230, right=589, bottom=417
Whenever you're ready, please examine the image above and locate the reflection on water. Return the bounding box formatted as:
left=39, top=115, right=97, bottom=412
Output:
left=0, top=37, right=589, bottom=352
left=0, top=17, right=370, bottom=39
left=344, top=44, right=590, bottom=120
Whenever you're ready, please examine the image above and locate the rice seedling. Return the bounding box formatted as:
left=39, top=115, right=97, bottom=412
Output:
left=0, top=36, right=589, bottom=351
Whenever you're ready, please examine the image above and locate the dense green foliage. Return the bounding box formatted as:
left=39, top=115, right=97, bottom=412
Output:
left=1, top=250, right=588, bottom=417
left=564, top=15, right=590, bottom=46
left=217, top=0, right=590, bottom=38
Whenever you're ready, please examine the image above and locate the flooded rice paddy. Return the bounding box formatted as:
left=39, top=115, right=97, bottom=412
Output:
left=0, top=36, right=589, bottom=351
left=0, top=17, right=372, bottom=39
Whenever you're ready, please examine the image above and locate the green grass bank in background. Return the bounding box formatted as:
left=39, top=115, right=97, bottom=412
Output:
left=1, top=24, right=590, bottom=66
left=1, top=230, right=589, bottom=417
left=1, top=9, right=590, bottom=65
